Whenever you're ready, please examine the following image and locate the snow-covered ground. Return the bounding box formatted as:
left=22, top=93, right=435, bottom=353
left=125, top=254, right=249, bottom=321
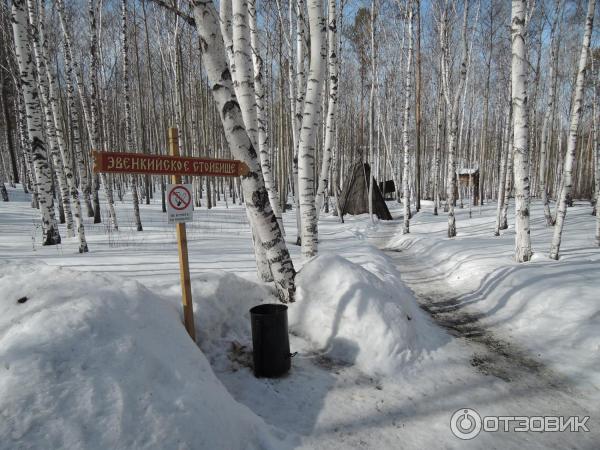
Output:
left=1, top=185, right=598, bottom=449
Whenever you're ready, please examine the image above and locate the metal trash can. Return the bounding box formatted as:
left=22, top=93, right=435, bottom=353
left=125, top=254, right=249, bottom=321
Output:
left=250, top=304, right=291, bottom=378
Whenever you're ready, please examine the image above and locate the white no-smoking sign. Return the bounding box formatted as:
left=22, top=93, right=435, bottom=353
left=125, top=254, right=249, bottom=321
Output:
left=167, top=184, right=194, bottom=223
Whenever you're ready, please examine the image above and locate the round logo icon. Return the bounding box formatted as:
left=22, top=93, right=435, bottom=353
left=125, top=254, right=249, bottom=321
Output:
left=450, top=408, right=482, bottom=440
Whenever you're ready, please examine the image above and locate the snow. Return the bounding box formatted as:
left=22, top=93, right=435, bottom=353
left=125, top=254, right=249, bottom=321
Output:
left=1, top=184, right=599, bottom=448
left=290, top=252, right=443, bottom=376
left=0, top=261, right=287, bottom=450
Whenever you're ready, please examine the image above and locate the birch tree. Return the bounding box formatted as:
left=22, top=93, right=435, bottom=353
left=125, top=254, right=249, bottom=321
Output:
left=495, top=105, right=510, bottom=236
left=189, top=0, right=296, bottom=302
left=219, top=0, right=274, bottom=282
left=539, top=0, right=562, bottom=227
left=401, top=3, right=413, bottom=234
left=37, top=1, right=89, bottom=252
left=315, top=0, right=339, bottom=217
left=549, top=0, right=595, bottom=260
left=122, top=0, right=143, bottom=232
left=56, top=0, right=95, bottom=219
left=26, top=0, right=73, bottom=239
left=368, top=0, right=377, bottom=222
left=441, top=1, right=469, bottom=238
left=248, top=0, right=283, bottom=233
left=10, top=0, right=60, bottom=245
left=594, top=57, right=600, bottom=247
left=511, top=0, right=532, bottom=262
left=297, top=0, right=326, bottom=258
left=89, top=0, right=118, bottom=230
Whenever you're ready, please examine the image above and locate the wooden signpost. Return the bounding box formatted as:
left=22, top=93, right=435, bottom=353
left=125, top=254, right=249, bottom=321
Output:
left=92, top=127, right=250, bottom=342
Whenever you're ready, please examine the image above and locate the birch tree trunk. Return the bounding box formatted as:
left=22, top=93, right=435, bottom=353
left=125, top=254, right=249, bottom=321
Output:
left=495, top=106, right=510, bottom=236
left=56, top=0, right=94, bottom=219
left=539, top=0, right=562, bottom=227
left=39, top=8, right=88, bottom=252
left=190, top=0, right=296, bottom=302
left=0, top=163, right=8, bottom=200
left=368, top=0, right=377, bottom=223
left=90, top=0, right=118, bottom=230
left=26, top=0, right=73, bottom=239
left=549, top=0, right=595, bottom=260
left=501, top=117, right=514, bottom=230
left=227, top=0, right=274, bottom=282
left=441, top=1, right=469, bottom=238
left=593, top=54, right=599, bottom=219
left=122, top=0, right=143, bottom=231
left=511, top=0, right=532, bottom=262
left=11, top=0, right=60, bottom=245
left=248, top=0, right=284, bottom=233
left=315, top=0, right=338, bottom=218
left=595, top=59, right=600, bottom=244
left=432, top=69, right=443, bottom=216
left=402, top=4, right=414, bottom=234
left=297, top=0, right=326, bottom=258
left=293, top=0, right=306, bottom=245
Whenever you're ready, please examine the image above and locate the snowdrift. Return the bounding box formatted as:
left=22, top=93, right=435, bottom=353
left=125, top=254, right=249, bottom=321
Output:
left=0, top=263, right=286, bottom=450
left=290, top=252, right=444, bottom=376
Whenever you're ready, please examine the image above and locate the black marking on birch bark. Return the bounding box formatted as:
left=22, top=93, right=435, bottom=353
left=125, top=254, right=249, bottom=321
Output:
left=221, top=68, right=232, bottom=81
left=252, top=188, right=270, bottom=210
left=247, top=144, right=257, bottom=159
left=222, top=100, right=240, bottom=116
left=199, top=37, right=209, bottom=52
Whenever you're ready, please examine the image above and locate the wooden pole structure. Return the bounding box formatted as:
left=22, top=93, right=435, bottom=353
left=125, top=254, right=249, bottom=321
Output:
left=168, top=127, right=196, bottom=341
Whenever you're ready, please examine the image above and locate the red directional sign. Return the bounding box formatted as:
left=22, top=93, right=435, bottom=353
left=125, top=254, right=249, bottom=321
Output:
left=92, top=151, right=250, bottom=177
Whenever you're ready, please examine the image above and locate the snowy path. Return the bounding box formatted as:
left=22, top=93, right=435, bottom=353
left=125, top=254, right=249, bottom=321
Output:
left=384, top=241, right=572, bottom=386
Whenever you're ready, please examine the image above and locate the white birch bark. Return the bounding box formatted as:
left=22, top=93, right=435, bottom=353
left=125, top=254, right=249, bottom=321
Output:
left=11, top=0, right=60, bottom=245
left=227, top=0, right=274, bottom=282
left=56, top=0, right=94, bottom=219
left=441, top=1, right=469, bottom=238
left=592, top=55, right=598, bottom=218
left=539, top=0, right=562, bottom=227
left=89, top=0, right=118, bottom=230
left=495, top=106, right=510, bottom=236
left=501, top=117, right=514, bottom=230
left=549, top=0, right=595, bottom=260
left=121, top=0, right=143, bottom=232
left=315, top=0, right=338, bottom=217
left=432, top=71, right=443, bottom=216
left=26, top=0, right=74, bottom=239
left=248, top=0, right=284, bottom=234
left=368, top=0, right=377, bottom=223
left=293, top=0, right=306, bottom=245
left=39, top=11, right=89, bottom=252
left=511, top=0, right=532, bottom=262
left=297, top=0, right=326, bottom=258
left=190, top=0, right=296, bottom=302
left=0, top=169, right=8, bottom=201
left=402, top=4, right=414, bottom=234
left=594, top=59, right=600, bottom=246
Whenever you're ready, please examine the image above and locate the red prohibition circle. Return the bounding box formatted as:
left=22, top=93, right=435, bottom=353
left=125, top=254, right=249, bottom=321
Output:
left=168, top=185, right=192, bottom=211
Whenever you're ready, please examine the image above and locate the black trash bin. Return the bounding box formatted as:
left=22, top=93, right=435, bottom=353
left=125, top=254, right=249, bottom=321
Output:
left=250, top=304, right=291, bottom=378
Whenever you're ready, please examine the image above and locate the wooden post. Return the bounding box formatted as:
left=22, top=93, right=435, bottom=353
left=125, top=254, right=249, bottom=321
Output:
left=169, top=127, right=196, bottom=342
